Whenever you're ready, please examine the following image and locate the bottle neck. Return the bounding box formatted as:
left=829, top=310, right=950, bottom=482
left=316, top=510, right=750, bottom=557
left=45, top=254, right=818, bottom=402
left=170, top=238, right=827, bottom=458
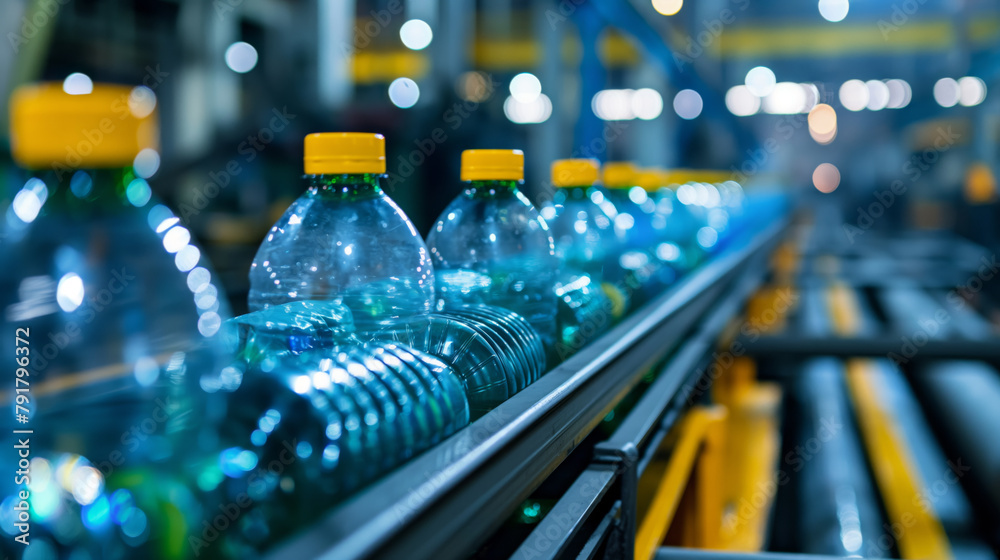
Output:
left=606, top=187, right=634, bottom=200
left=36, top=167, right=138, bottom=213
left=465, top=179, right=521, bottom=199
left=306, top=173, right=384, bottom=201
left=556, top=185, right=591, bottom=199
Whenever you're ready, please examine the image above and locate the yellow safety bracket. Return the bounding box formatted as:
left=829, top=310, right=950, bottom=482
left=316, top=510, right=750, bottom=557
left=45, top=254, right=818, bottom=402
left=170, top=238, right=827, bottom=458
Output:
left=635, top=406, right=727, bottom=560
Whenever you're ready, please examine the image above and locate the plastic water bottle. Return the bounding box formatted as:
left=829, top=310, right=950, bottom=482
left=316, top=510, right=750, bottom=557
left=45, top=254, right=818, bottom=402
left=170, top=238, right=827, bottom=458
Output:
left=547, top=159, right=615, bottom=284
left=637, top=170, right=702, bottom=273
left=248, top=133, right=434, bottom=335
left=600, top=162, right=668, bottom=304
left=545, top=159, right=618, bottom=357
left=675, top=179, right=725, bottom=257
left=427, top=150, right=558, bottom=354
left=0, top=83, right=230, bottom=558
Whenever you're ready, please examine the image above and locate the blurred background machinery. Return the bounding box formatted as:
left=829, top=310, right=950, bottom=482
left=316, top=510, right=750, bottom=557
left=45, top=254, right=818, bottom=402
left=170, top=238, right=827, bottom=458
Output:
left=2, top=0, right=1000, bottom=559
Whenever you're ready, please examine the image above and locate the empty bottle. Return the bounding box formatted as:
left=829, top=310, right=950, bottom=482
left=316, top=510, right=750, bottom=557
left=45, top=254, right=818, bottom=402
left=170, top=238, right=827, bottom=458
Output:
left=600, top=162, right=667, bottom=305
left=547, top=159, right=615, bottom=284
left=248, top=133, right=434, bottom=335
left=545, top=159, right=618, bottom=357
left=637, top=169, right=701, bottom=274
left=427, top=150, right=558, bottom=353
left=0, top=83, right=230, bottom=559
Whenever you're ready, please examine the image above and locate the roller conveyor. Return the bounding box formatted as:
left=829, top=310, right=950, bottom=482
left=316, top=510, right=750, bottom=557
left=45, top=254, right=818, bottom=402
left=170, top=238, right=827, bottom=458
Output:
left=793, top=358, right=888, bottom=558
left=911, top=361, right=1000, bottom=549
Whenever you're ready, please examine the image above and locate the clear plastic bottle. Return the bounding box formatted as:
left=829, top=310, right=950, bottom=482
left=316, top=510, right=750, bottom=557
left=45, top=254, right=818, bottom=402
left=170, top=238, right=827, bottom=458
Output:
left=427, top=150, right=558, bottom=352
left=248, top=133, right=434, bottom=335
left=0, top=83, right=229, bottom=558
left=637, top=169, right=701, bottom=273
left=600, top=162, right=667, bottom=305
left=547, top=159, right=615, bottom=284
left=545, top=159, right=617, bottom=357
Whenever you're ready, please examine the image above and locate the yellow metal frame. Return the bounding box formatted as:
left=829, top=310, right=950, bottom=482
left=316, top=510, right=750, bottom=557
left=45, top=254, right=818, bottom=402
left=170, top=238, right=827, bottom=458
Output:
left=716, top=383, right=782, bottom=552
left=635, top=406, right=727, bottom=560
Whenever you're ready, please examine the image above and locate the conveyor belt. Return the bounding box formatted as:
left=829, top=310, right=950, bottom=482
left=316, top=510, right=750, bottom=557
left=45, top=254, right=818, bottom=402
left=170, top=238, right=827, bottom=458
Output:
left=265, top=219, right=789, bottom=560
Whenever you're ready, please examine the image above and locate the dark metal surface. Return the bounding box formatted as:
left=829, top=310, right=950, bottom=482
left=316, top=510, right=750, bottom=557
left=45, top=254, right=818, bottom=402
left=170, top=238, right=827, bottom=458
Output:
left=265, top=219, right=789, bottom=560
left=511, top=465, right=617, bottom=560
left=737, top=334, right=1000, bottom=363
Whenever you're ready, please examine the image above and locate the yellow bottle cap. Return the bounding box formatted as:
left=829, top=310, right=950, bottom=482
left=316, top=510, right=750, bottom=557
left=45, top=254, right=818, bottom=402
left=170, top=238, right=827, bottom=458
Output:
left=10, top=82, right=158, bottom=170
left=602, top=162, right=638, bottom=189
left=552, top=158, right=599, bottom=187
left=461, top=149, right=524, bottom=182
left=659, top=168, right=693, bottom=187
left=636, top=170, right=666, bottom=191
left=304, top=132, right=386, bottom=175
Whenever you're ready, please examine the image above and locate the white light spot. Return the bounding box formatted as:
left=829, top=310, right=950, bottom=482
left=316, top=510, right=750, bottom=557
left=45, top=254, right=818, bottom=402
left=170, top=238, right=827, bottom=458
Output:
left=592, top=89, right=635, bottom=121
left=175, top=245, right=201, bottom=272
left=128, top=86, right=157, bottom=118
left=885, top=79, right=912, bottom=109
left=399, top=19, right=433, bottom=50
left=504, top=93, right=553, bottom=124
left=726, top=85, right=761, bottom=116
left=933, top=77, right=960, bottom=108
left=631, top=88, right=663, bottom=120
left=510, top=72, right=542, bottom=103
left=839, top=79, right=869, bottom=111
left=389, top=78, right=420, bottom=109
left=762, top=82, right=809, bottom=114
left=198, top=312, right=222, bottom=336
left=71, top=466, right=103, bottom=505
left=12, top=187, right=43, bottom=223
left=696, top=227, right=719, bottom=248
left=56, top=273, right=85, bottom=312
left=745, top=66, right=776, bottom=97
left=63, top=73, right=93, bottom=95
left=133, top=149, right=161, bottom=178
left=866, top=80, right=890, bottom=111
left=225, top=42, right=258, bottom=73
left=187, top=267, right=211, bottom=293
left=958, top=76, right=987, bottom=107
left=162, top=226, right=191, bottom=253
left=292, top=375, right=311, bottom=394
left=652, top=0, right=683, bottom=16
left=615, top=213, right=635, bottom=230
left=673, top=89, right=703, bottom=119
left=628, top=186, right=648, bottom=204
left=156, top=216, right=180, bottom=233
left=818, top=0, right=849, bottom=22
left=657, top=243, right=681, bottom=261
